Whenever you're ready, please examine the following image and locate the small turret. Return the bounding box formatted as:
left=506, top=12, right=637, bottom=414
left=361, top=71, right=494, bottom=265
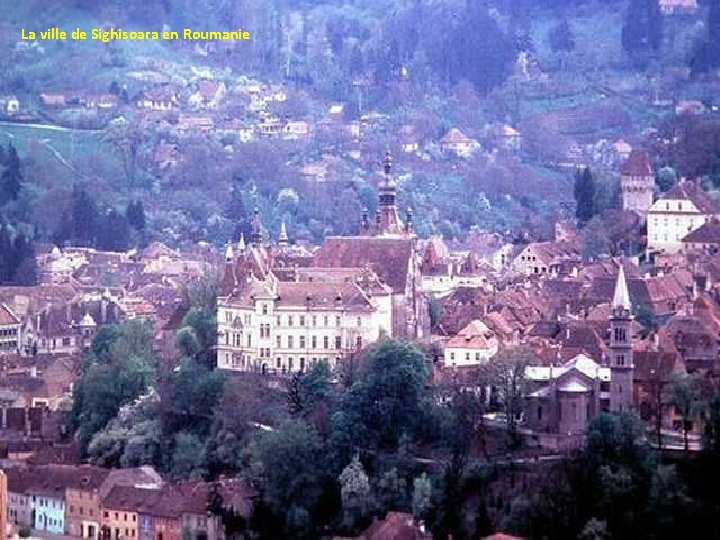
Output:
left=251, top=206, right=262, bottom=246
left=225, top=244, right=234, bottom=261
left=238, top=233, right=246, bottom=253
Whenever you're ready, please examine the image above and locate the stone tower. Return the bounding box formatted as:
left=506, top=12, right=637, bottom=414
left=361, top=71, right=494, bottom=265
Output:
left=621, top=150, right=655, bottom=216
left=376, top=149, right=404, bottom=235
left=609, top=265, right=634, bottom=413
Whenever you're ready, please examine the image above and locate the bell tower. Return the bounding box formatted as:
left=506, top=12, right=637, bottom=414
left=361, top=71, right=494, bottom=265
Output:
left=609, top=265, right=634, bottom=413
left=620, top=150, right=655, bottom=216
left=376, top=149, right=403, bottom=235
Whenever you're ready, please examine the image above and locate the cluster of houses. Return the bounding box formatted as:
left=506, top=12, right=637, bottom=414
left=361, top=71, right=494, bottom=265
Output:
left=2, top=464, right=253, bottom=539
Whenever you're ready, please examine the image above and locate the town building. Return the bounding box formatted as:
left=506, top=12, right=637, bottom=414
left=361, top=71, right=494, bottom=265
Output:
left=443, top=320, right=499, bottom=367
left=511, top=241, right=581, bottom=276
left=620, top=150, right=655, bottom=216
left=609, top=265, right=635, bottom=413
left=439, top=128, right=480, bottom=158
left=0, top=304, right=20, bottom=354
left=658, top=0, right=698, bottom=15
left=218, top=151, right=427, bottom=373
left=647, top=179, right=720, bottom=253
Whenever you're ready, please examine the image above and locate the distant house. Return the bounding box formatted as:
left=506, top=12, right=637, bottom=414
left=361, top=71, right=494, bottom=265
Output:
left=398, top=125, right=420, bottom=154
left=39, top=92, right=68, bottom=108
left=613, top=138, right=633, bottom=160
left=439, top=128, right=480, bottom=158
left=675, top=99, right=705, bottom=116
left=153, top=141, right=182, bottom=171
left=512, top=241, right=581, bottom=276
left=444, top=319, right=499, bottom=367
left=486, top=123, right=521, bottom=151
left=681, top=221, right=720, bottom=253
left=82, top=94, right=118, bottom=110
left=189, top=79, right=226, bottom=109
left=0, top=95, right=19, bottom=114
left=220, top=119, right=255, bottom=142
left=647, top=179, right=720, bottom=253
left=299, top=162, right=329, bottom=183
left=135, top=86, right=179, bottom=111
left=283, top=120, right=310, bottom=140
left=658, top=0, right=698, bottom=15
left=258, top=116, right=283, bottom=138
left=176, top=115, right=214, bottom=132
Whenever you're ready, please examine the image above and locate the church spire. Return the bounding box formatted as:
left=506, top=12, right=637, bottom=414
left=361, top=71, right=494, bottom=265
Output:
left=376, top=148, right=403, bottom=235
left=238, top=233, right=246, bottom=252
left=278, top=220, right=289, bottom=247
left=612, top=265, right=631, bottom=311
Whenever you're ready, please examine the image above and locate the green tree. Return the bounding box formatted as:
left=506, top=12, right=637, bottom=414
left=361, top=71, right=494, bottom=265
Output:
left=621, top=0, right=663, bottom=62
left=373, top=467, right=408, bottom=514
left=411, top=473, right=432, bottom=521
left=171, top=431, right=208, bottom=480
left=488, top=346, right=532, bottom=447
left=549, top=20, right=575, bottom=52
left=339, top=455, right=371, bottom=530
left=656, top=166, right=678, bottom=192
left=330, top=340, right=432, bottom=461
left=246, top=419, right=329, bottom=536
left=574, top=167, right=596, bottom=225
left=664, top=373, right=702, bottom=453
left=0, top=144, right=22, bottom=201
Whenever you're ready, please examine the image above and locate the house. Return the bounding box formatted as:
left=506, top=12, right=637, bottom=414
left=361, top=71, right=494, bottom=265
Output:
left=357, top=512, right=432, bottom=539
left=439, top=128, right=480, bottom=158
left=658, top=0, right=698, bottom=15
left=613, top=139, right=632, bottom=160
left=675, top=99, right=705, bottom=116
left=258, top=116, right=283, bottom=138
left=621, top=149, right=655, bottom=216
left=0, top=304, right=20, bottom=354
left=82, top=94, right=118, bottom=110
left=443, top=319, right=499, bottom=367
left=283, top=120, right=310, bottom=140
left=135, top=86, right=179, bottom=111
left=681, top=221, right=720, bottom=253
left=511, top=241, right=581, bottom=276
left=153, top=141, right=182, bottom=171
left=176, top=114, right=214, bottom=132
left=486, top=123, right=521, bottom=151
left=0, top=95, right=19, bottom=114
left=39, top=92, right=68, bottom=108
left=647, top=179, right=720, bottom=253
left=189, top=79, right=226, bottom=109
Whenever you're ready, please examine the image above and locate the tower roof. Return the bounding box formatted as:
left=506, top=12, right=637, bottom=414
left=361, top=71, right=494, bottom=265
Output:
left=612, top=265, right=632, bottom=311
left=620, top=150, right=653, bottom=176
left=279, top=221, right=289, bottom=245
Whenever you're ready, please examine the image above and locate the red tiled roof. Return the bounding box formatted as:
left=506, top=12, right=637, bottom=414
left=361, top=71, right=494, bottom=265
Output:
left=620, top=149, right=653, bottom=176
left=0, top=303, right=19, bottom=325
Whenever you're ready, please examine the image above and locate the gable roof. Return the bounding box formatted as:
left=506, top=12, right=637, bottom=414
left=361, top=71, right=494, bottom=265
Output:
left=311, top=236, right=414, bottom=292
left=660, top=180, right=720, bottom=214
left=0, top=303, right=19, bottom=325
left=682, top=221, right=720, bottom=244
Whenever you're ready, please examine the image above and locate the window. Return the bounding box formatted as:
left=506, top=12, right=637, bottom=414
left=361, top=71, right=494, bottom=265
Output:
left=450, top=352, right=455, bottom=360
left=324, top=316, right=329, bottom=326
left=357, top=316, right=362, bottom=327
left=300, top=315, right=306, bottom=326
left=247, top=334, right=252, bottom=348
left=277, top=357, right=281, bottom=368
left=288, top=315, right=294, bottom=326
left=323, top=336, right=329, bottom=349
left=276, top=335, right=281, bottom=348
left=335, top=336, right=342, bottom=349
left=336, top=316, right=341, bottom=327
left=311, top=335, right=317, bottom=348
left=300, top=336, right=306, bottom=348
left=356, top=336, right=362, bottom=349
left=262, top=304, right=268, bottom=315
left=288, top=336, right=294, bottom=348
left=312, top=316, right=317, bottom=326
left=300, top=358, right=305, bottom=370
left=289, top=357, right=294, bottom=370
left=276, top=315, right=281, bottom=325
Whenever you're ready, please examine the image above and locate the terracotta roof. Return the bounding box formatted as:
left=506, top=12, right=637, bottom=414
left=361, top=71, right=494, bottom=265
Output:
left=360, top=512, right=432, bottom=540
left=0, top=303, right=19, bottom=325
left=440, top=128, right=473, bottom=144
left=660, top=180, right=720, bottom=215
left=620, top=149, right=653, bottom=176
left=682, top=221, right=720, bottom=244
left=7, top=464, right=110, bottom=497
left=446, top=320, right=497, bottom=350
left=312, top=236, right=414, bottom=292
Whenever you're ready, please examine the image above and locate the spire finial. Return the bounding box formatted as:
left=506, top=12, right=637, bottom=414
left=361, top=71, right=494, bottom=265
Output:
left=384, top=148, right=393, bottom=176
left=238, top=233, right=246, bottom=252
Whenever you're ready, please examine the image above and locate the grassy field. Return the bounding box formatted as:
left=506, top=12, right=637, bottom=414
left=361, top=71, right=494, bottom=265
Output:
left=0, top=121, right=105, bottom=159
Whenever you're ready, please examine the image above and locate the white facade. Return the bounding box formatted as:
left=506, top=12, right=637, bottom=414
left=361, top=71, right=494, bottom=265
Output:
left=647, top=198, right=712, bottom=253
left=443, top=320, right=499, bottom=367
left=217, top=287, right=393, bottom=373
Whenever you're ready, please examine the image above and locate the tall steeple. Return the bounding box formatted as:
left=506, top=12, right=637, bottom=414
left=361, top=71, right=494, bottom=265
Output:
left=278, top=220, right=289, bottom=247
left=238, top=233, right=246, bottom=253
left=375, top=149, right=403, bottom=235
left=609, top=264, right=634, bottom=413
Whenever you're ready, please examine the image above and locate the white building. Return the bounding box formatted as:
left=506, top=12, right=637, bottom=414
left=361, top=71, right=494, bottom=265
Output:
left=443, top=320, right=498, bottom=367
left=647, top=179, right=720, bottom=253
left=217, top=271, right=393, bottom=373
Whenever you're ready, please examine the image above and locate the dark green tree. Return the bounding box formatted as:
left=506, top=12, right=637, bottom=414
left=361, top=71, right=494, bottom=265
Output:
left=621, top=0, right=663, bottom=61
left=1, top=144, right=22, bottom=201
left=574, top=167, right=596, bottom=225
left=549, top=20, right=575, bottom=52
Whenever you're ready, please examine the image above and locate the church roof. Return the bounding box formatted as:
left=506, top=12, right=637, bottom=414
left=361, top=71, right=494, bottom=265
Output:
left=311, top=236, right=414, bottom=292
